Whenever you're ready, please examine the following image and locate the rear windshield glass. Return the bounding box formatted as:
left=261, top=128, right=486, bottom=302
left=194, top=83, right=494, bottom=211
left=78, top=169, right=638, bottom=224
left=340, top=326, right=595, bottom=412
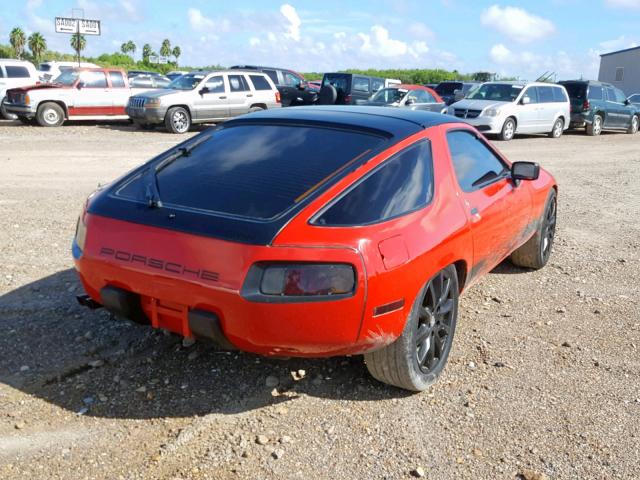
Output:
left=118, top=125, right=384, bottom=220
left=435, top=82, right=462, bottom=95
left=323, top=74, right=350, bottom=93
left=561, top=82, right=587, bottom=100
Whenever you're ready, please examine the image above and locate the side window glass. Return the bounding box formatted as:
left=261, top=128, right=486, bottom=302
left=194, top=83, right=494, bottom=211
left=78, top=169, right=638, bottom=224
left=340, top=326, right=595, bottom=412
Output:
left=249, top=75, right=272, bottom=91
left=524, top=87, right=539, bottom=104
left=371, top=79, right=384, bottom=92
left=315, top=141, right=434, bottom=226
left=283, top=71, right=301, bottom=87
left=353, top=77, right=370, bottom=92
left=605, top=87, right=616, bottom=102
left=131, top=77, right=152, bottom=88
left=537, top=86, right=555, bottom=103
left=109, top=71, right=125, bottom=88
left=552, top=87, right=568, bottom=103
left=614, top=88, right=627, bottom=103
left=0, top=67, right=4, bottom=78
left=205, top=76, right=225, bottom=93
left=263, top=69, right=279, bottom=85
left=6, top=66, right=30, bottom=78
left=228, top=75, right=249, bottom=92
left=447, top=130, right=508, bottom=192
left=588, top=85, right=603, bottom=100
left=80, top=71, right=107, bottom=88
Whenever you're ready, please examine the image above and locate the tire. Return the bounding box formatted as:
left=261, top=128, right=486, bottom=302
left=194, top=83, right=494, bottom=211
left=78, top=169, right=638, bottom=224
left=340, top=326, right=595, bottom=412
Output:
left=586, top=114, right=602, bottom=136
left=36, top=102, right=65, bottom=127
left=164, top=106, right=191, bottom=134
left=364, top=265, right=459, bottom=391
left=510, top=189, right=557, bottom=270
left=1, top=97, right=17, bottom=120
left=318, top=85, right=337, bottom=105
left=549, top=118, right=564, bottom=138
left=499, top=117, right=516, bottom=141
left=627, top=115, right=639, bottom=134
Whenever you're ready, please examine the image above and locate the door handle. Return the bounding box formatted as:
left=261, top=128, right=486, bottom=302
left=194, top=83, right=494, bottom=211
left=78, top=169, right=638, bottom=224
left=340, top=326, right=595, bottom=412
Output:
left=219, top=96, right=227, bottom=99
left=470, top=207, right=481, bottom=223
left=246, top=94, right=253, bottom=97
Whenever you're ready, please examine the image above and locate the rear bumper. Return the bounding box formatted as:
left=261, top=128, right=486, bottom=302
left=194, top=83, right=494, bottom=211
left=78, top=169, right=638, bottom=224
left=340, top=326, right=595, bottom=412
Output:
left=73, top=215, right=380, bottom=357
left=570, top=112, right=589, bottom=127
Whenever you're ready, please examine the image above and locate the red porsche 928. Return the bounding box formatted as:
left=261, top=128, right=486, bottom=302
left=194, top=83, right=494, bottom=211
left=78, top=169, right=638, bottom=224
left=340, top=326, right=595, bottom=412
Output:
left=73, top=106, right=557, bottom=391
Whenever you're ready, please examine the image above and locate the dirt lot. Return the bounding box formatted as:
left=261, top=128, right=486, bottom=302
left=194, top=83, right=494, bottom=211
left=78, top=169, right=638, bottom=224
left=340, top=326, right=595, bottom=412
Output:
left=0, top=119, right=638, bottom=480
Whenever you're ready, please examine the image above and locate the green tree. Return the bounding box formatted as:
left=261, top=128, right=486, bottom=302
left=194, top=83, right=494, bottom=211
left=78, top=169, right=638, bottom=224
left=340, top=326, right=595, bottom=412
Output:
left=126, top=40, right=136, bottom=58
left=172, top=45, right=181, bottom=66
left=70, top=34, right=86, bottom=59
left=160, top=39, right=171, bottom=58
left=142, top=43, right=152, bottom=61
left=27, top=32, right=47, bottom=62
left=10, top=27, right=26, bottom=59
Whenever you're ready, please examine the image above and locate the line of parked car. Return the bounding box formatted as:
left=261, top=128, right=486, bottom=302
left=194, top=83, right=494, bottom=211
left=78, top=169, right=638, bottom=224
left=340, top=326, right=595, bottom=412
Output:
left=2, top=58, right=639, bottom=140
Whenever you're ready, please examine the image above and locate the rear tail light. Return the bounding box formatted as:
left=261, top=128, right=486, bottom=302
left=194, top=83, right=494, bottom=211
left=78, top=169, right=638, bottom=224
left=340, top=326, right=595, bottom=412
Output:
left=344, top=94, right=352, bottom=104
left=275, top=91, right=281, bottom=103
left=257, top=263, right=355, bottom=297
left=582, top=100, right=590, bottom=111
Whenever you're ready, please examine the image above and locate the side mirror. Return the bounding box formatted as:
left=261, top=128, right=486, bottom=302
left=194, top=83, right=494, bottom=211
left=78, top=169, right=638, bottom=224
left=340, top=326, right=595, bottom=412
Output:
left=405, top=98, right=415, bottom=106
left=521, top=96, right=531, bottom=105
left=511, top=161, right=540, bottom=181
left=76, top=83, right=83, bottom=90
left=199, top=86, right=209, bottom=95
left=624, top=98, right=631, bottom=105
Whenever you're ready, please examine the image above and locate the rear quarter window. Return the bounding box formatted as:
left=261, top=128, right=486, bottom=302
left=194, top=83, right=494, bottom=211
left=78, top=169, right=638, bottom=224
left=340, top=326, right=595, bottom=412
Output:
left=249, top=75, right=272, bottom=91
left=314, top=141, right=433, bottom=226
left=352, top=77, right=370, bottom=93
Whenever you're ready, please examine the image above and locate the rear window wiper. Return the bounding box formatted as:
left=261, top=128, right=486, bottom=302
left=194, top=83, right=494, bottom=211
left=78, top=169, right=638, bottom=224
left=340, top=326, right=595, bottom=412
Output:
left=145, top=133, right=213, bottom=208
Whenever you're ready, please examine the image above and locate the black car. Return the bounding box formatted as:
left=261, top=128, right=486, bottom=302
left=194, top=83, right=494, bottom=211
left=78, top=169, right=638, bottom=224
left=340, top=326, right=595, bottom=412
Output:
left=319, top=73, right=386, bottom=105
left=230, top=65, right=317, bottom=107
left=433, top=81, right=480, bottom=106
left=559, top=80, right=639, bottom=135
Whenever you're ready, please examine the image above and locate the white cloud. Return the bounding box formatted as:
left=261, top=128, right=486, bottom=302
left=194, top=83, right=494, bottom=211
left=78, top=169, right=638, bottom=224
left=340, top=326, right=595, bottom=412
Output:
left=605, top=0, right=640, bottom=8
left=408, top=22, right=434, bottom=40
left=249, top=37, right=261, bottom=47
left=187, top=8, right=215, bottom=31
left=481, top=5, right=555, bottom=44
left=280, top=4, right=301, bottom=42
left=490, top=43, right=513, bottom=63
left=599, top=35, right=638, bottom=51
left=359, top=25, right=409, bottom=57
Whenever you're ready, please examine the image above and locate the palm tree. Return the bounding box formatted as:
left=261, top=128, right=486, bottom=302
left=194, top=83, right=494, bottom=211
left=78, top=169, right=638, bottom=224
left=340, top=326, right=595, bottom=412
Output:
left=120, top=42, right=129, bottom=55
left=27, top=32, right=47, bottom=62
left=70, top=34, right=86, bottom=61
left=142, top=43, right=152, bottom=61
left=160, top=39, right=171, bottom=58
left=10, top=27, right=26, bottom=59
left=172, top=46, right=181, bottom=66
left=126, top=40, right=136, bottom=58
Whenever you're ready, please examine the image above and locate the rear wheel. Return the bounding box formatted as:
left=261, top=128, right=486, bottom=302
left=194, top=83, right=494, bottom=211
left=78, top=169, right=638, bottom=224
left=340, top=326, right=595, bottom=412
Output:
left=499, top=117, right=516, bottom=141
left=164, top=106, right=191, bottom=134
left=364, top=265, right=458, bottom=391
left=586, top=114, right=602, bottom=136
left=627, top=115, right=639, bottom=134
left=549, top=118, right=564, bottom=138
left=511, top=189, right=557, bottom=269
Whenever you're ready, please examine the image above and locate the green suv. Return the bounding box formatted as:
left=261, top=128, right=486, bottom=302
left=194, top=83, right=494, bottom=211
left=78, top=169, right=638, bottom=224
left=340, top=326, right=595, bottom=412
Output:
left=559, top=80, right=639, bottom=136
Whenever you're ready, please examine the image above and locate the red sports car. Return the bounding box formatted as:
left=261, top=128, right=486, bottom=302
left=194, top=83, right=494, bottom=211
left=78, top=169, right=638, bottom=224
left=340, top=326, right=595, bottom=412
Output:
left=73, top=107, right=557, bottom=391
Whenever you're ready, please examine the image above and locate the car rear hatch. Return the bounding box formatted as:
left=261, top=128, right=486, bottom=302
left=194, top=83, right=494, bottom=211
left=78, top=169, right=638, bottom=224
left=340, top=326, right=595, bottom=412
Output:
left=561, top=82, right=588, bottom=112
left=322, top=73, right=352, bottom=104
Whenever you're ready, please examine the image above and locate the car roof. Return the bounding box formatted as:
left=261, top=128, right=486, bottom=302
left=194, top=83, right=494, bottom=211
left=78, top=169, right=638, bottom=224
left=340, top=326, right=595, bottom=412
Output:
left=397, top=84, right=432, bottom=91
left=224, top=106, right=459, bottom=139
left=0, top=59, right=35, bottom=66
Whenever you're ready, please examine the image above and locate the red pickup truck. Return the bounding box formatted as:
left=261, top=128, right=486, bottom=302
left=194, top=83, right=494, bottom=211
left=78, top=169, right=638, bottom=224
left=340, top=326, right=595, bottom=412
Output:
left=4, top=67, right=155, bottom=126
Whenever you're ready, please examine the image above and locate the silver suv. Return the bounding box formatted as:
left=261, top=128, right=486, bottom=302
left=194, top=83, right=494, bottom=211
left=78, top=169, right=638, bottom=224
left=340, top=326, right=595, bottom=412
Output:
left=448, top=81, right=571, bottom=141
left=126, top=70, right=281, bottom=133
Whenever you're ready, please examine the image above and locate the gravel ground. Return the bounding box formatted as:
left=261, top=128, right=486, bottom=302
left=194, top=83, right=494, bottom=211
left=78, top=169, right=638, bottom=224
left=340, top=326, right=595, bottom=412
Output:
left=0, top=119, right=639, bottom=480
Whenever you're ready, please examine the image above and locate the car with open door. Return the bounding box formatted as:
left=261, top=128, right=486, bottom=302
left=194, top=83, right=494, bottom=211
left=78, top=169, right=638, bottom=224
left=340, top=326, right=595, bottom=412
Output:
left=365, top=84, right=446, bottom=113
left=73, top=106, right=557, bottom=391
left=230, top=65, right=317, bottom=107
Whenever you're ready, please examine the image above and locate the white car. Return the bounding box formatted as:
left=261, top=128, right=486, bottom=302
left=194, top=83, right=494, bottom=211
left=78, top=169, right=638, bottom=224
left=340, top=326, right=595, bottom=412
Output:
left=448, top=81, right=571, bottom=141
left=38, top=61, right=99, bottom=83
left=0, top=59, right=39, bottom=119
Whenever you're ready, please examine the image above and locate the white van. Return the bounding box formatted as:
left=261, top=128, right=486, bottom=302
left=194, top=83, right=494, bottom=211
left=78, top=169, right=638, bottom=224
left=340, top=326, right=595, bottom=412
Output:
left=448, top=81, right=571, bottom=141
left=0, top=59, right=39, bottom=119
left=38, top=61, right=99, bottom=83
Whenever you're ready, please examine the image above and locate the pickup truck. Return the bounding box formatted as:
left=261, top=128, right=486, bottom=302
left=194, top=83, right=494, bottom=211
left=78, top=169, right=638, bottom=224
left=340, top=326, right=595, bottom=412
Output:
left=4, top=67, right=155, bottom=127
